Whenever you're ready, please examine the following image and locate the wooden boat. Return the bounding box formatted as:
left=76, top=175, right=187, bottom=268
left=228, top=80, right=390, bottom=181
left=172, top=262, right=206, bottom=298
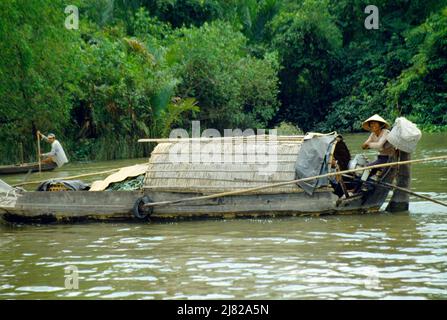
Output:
left=0, top=162, right=57, bottom=175
left=0, top=133, right=397, bottom=223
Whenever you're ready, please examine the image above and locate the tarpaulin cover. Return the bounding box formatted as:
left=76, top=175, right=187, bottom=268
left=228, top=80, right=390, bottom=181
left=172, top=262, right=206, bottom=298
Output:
left=37, top=180, right=90, bottom=191
left=294, top=133, right=337, bottom=195
left=0, top=179, right=13, bottom=193
left=90, top=164, right=147, bottom=191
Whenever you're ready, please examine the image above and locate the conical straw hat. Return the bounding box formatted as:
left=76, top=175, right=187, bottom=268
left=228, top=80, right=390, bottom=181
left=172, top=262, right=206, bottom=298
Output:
left=362, top=114, right=390, bottom=131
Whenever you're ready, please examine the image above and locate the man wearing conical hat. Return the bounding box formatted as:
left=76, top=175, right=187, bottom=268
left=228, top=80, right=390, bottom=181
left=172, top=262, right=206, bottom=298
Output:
left=361, top=114, right=395, bottom=176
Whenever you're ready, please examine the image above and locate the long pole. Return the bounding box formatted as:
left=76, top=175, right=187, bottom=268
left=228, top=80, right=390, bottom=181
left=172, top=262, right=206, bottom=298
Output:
left=138, top=135, right=305, bottom=144
left=19, top=142, right=24, bottom=165
left=143, top=155, right=447, bottom=208
left=36, top=132, right=41, bottom=173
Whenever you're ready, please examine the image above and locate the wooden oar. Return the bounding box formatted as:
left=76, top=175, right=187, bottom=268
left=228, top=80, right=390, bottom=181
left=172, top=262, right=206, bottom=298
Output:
left=36, top=132, right=41, bottom=173
left=143, top=155, right=447, bottom=208
left=365, top=180, right=447, bottom=207
left=19, top=142, right=24, bottom=165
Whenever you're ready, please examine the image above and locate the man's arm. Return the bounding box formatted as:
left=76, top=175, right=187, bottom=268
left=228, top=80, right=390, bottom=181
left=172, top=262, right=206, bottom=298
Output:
left=43, top=143, right=57, bottom=157
left=37, top=131, right=49, bottom=142
left=362, top=133, right=373, bottom=149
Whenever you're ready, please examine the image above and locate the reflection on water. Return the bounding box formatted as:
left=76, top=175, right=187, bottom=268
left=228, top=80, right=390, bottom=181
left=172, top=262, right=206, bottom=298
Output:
left=0, top=133, right=446, bottom=299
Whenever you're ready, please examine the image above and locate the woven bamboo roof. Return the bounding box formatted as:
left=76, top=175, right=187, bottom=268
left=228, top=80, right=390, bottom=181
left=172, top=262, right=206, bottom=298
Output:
left=143, top=135, right=331, bottom=194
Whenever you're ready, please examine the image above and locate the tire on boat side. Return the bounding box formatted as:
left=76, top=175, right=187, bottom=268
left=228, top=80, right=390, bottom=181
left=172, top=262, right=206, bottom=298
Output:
left=133, top=195, right=153, bottom=220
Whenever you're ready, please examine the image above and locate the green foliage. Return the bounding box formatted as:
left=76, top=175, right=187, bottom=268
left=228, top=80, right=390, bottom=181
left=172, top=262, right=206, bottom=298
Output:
left=157, top=97, right=200, bottom=137
left=0, top=0, right=80, bottom=163
left=170, top=21, right=279, bottom=130
left=274, top=122, right=303, bottom=135
left=270, top=0, right=343, bottom=131
left=113, top=0, right=222, bottom=28
left=149, top=0, right=222, bottom=28
left=233, top=51, right=280, bottom=128
left=70, top=24, right=196, bottom=160
left=131, top=7, right=173, bottom=42
left=318, top=1, right=447, bottom=132
left=385, top=8, right=447, bottom=128
left=1, top=0, right=446, bottom=165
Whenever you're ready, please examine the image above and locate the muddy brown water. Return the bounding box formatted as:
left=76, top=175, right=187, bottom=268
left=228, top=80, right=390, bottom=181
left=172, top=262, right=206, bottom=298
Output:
left=0, top=133, right=446, bottom=299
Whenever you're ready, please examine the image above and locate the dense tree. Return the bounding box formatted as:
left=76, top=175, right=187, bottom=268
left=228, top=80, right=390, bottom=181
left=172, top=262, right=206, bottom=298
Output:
left=269, top=1, right=342, bottom=131
left=385, top=8, right=447, bottom=130
left=0, top=0, right=80, bottom=163
left=319, top=0, right=447, bottom=132
left=169, top=21, right=279, bottom=131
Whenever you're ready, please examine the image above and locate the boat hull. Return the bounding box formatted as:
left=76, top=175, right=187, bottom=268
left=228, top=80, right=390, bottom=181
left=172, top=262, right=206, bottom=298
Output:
left=0, top=191, right=143, bottom=223
left=0, top=185, right=390, bottom=223
left=0, top=162, right=57, bottom=175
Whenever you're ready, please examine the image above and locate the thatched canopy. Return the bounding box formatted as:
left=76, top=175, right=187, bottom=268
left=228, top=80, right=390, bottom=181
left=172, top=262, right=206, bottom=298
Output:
left=143, top=135, right=335, bottom=195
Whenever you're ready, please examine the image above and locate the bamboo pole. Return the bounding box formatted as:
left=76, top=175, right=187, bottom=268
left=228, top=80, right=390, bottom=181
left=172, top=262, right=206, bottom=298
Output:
left=19, top=142, right=24, bottom=165
left=138, top=135, right=305, bottom=143
left=37, top=132, right=41, bottom=173
left=143, top=155, right=447, bottom=208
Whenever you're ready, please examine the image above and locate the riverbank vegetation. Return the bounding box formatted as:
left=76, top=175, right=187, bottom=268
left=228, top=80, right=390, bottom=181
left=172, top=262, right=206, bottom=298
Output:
left=0, top=0, right=446, bottom=164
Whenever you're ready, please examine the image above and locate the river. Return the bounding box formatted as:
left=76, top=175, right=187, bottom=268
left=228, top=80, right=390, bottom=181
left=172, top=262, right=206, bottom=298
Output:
left=0, top=133, right=446, bottom=299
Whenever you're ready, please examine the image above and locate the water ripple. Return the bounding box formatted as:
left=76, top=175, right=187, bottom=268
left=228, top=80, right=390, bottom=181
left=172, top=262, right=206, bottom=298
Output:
left=1, top=208, right=447, bottom=299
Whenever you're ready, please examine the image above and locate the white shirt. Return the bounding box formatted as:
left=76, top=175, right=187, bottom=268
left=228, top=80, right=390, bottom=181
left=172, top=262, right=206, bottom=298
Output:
left=42, top=138, right=69, bottom=167
left=365, top=129, right=395, bottom=156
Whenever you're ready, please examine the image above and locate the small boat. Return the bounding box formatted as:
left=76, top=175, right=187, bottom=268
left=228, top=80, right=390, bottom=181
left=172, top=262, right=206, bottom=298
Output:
left=0, top=162, right=57, bottom=175
left=0, top=133, right=397, bottom=223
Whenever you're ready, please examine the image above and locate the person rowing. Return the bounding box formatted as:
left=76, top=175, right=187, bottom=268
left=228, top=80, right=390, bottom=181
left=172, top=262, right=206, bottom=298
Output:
left=37, top=131, right=69, bottom=168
